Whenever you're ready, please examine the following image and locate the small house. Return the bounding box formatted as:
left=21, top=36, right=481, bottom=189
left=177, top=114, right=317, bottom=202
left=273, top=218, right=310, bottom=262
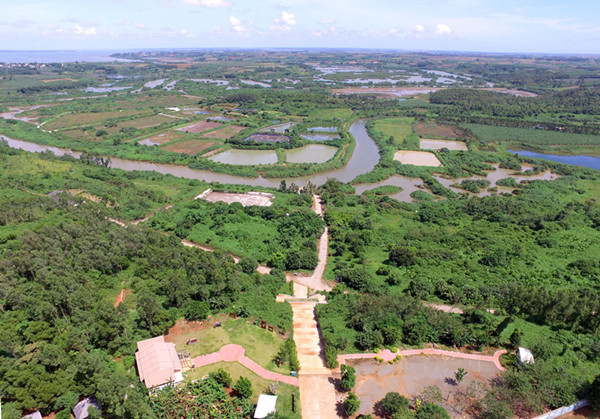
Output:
left=517, top=347, right=535, bottom=365
left=135, top=336, right=183, bottom=389
left=21, top=411, right=43, bottom=419
left=72, top=397, right=102, bottom=419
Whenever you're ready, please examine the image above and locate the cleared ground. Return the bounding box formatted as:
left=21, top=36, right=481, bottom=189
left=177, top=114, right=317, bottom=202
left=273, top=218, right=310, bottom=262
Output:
left=420, top=139, right=468, bottom=151
left=352, top=356, right=501, bottom=418
left=200, top=190, right=274, bottom=206
left=201, top=124, right=245, bottom=139
left=161, top=139, right=216, bottom=155
left=394, top=150, right=442, bottom=166
left=414, top=121, right=466, bottom=140
left=177, top=120, right=223, bottom=133
left=137, top=131, right=185, bottom=145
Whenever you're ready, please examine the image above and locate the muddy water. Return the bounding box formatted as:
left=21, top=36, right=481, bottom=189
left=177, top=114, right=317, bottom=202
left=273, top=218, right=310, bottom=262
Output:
left=433, top=164, right=559, bottom=197
left=285, top=144, right=337, bottom=164
left=208, top=149, right=278, bottom=166
left=2, top=120, right=380, bottom=187
left=301, top=133, right=340, bottom=141
left=419, top=139, right=468, bottom=151
left=354, top=176, right=427, bottom=202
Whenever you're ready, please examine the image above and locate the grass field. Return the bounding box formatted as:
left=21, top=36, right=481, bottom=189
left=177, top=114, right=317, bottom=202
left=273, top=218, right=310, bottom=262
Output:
left=185, top=362, right=301, bottom=418
left=201, top=125, right=246, bottom=139
left=374, top=117, right=414, bottom=146
left=465, top=123, right=600, bottom=147
left=43, top=110, right=148, bottom=130
left=166, top=317, right=290, bottom=374
left=161, top=139, right=217, bottom=155
left=415, top=121, right=467, bottom=139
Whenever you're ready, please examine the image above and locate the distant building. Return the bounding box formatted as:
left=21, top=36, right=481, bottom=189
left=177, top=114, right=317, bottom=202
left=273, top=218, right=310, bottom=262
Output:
left=21, top=411, right=42, bottom=419
left=254, top=394, right=277, bottom=418
left=72, top=397, right=102, bottom=419
left=135, top=336, right=183, bottom=389
left=518, top=347, right=535, bottom=365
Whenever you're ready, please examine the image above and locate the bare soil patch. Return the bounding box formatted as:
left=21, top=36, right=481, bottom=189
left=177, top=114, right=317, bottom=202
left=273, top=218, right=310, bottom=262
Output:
left=201, top=125, right=245, bottom=139
left=479, top=87, right=538, bottom=97
left=420, top=139, right=468, bottom=151
left=177, top=120, right=223, bottom=133
left=352, top=356, right=501, bottom=418
left=394, top=150, right=442, bottom=167
left=331, top=86, right=441, bottom=97
left=136, top=131, right=184, bottom=145
left=119, top=114, right=175, bottom=129
left=161, top=140, right=216, bottom=155
left=199, top=190, right=274, bottom=207
left=41, top=78, right=77, bottom=82
left=415, top=121, right=466, bottom=139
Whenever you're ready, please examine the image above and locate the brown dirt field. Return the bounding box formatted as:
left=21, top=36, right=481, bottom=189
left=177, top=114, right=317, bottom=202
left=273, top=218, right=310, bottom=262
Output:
left=161, top=140, right=216, bottom=155
left=135, top=131, right=185, bottom=144
left=177, top=120, right=222, bottom=133
left=164, top=317, right=223, bottom=342
left=331, top=86, right=442, bottom=97
left=41, top=78, right=77, bottom=82
left=201, top=125, right=245, bottom=139
left=119, top=114, right=175, bottom=129
left=44, top=110, right=147, bottom=130
left=415, top=121, right=466, bottom=139
left=352, top=356, right=501, bottom=418
left=202, top=191, right=273, bottom=207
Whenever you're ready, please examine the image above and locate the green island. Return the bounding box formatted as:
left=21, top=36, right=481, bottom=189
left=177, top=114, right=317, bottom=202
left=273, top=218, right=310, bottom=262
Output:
left=1, top=49, right=600, bottom=419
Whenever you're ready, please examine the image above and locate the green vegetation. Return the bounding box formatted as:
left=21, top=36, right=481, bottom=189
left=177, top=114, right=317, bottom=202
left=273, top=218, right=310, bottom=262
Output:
left=0, top=145, right=313, bottom=417
left=150, top=377, right=253, bottom=418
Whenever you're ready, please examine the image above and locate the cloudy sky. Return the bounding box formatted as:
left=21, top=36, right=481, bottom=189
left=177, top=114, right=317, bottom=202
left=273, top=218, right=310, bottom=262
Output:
left=1, top=0, right=599, bottom=54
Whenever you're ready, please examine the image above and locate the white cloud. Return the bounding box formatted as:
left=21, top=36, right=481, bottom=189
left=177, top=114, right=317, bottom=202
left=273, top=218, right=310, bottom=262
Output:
left=415, top=24, right=425, bottom=32
left=73, top=25, right=97, bottom=36
left=320, top=17, right=335, bottom=25
left=229, top=16, right=248, bottom=35
left=434, top=23, right=452, bottom=35
left=180, top=0, right=230, bottom=7
left=270, top=11, right=297, bottom=32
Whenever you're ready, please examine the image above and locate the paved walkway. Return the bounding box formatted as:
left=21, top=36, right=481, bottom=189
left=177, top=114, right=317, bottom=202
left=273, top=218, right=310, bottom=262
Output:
left=337, top=348, right=507, bottom=372
left=191, top=344, right=299, bottom=386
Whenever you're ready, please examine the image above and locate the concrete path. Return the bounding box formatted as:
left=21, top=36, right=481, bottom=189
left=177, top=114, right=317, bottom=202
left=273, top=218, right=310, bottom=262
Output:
left=191, top=344, right=299, bottom=386
left=337, top=348, right=507, bottom=372
left=290, top=301, right=338, bottom=418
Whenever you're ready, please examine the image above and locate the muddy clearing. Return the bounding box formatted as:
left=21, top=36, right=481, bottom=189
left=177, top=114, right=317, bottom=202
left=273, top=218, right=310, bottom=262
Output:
left=176, top=120, right=223, bottom=133
left=352, top=356, right=501, bottom=418
left=161, top=140, right=216, bottom=155
left=394, top=150, right=442, bottom=167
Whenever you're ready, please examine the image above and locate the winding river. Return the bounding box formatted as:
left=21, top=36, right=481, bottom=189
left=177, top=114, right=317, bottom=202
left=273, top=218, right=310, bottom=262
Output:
left=1, top=120, right=381, bottom=188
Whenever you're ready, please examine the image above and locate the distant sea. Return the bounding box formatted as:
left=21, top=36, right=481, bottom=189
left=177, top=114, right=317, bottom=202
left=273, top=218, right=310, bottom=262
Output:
left=0, top=50, right=135, bottom=64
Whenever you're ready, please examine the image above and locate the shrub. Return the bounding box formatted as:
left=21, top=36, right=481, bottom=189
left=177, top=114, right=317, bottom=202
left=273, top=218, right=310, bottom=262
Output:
left=416, top=403, right=450, bottom=419
left=209, top=368, right=232, bottom=387
left=340, top=364, right=356, bottom=391
left=343, top=392, right=360, bottom=416
left=381, top=392, right=410, bottom=415
left=234, top=377, right=253, bottom=399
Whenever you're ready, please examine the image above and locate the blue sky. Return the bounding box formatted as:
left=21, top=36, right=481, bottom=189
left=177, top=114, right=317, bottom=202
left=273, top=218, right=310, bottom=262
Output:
left=1, top=0, right=599, bottom=53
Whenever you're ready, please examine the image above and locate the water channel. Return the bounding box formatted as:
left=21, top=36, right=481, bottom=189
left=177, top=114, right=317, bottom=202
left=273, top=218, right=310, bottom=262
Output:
left=0, top=119, right=380, bottom=188
left=508, top=150, right=600, bottom=171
